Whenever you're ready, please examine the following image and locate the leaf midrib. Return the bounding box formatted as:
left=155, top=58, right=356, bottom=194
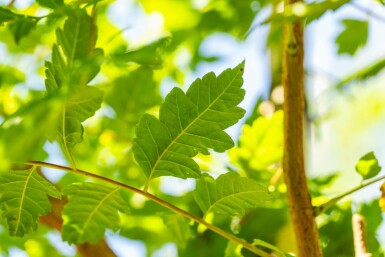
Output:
left=146, top=69, right=242, bottom=184
left=205, top=190, right=264, bottom=215
left=80, top=188, right=119, bottom=237
left=14, top=167, right=34, bottom=234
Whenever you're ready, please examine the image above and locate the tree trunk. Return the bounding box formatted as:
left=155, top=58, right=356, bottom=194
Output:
left=282, top=0, right=323, bottom=256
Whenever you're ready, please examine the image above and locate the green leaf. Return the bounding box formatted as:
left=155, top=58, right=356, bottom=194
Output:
left=225, top=241, right=244, bottom=257
left=133, top=62, right=245, bottom=181
left=36, top=0, right=64, bottom=9
left=0, top=7, right=19, bottom=25
left=355, top=151, right=381, bottom=180
left=62, top=182, right=129, bottom=244
left=263, top=0, right=349, bottom=24
left=336, top=58, right=385, bottom=89
left=336, top=19, right=368, bottom=55
left=44, top=9, right=104, bottom=160
left=0, top=167, right=61, bottom=236
left=194, top=172, right=273, bottom=217
left=252, top=239, right=295, bottom=257
left=112, top=37, right=171, bottom=67
left=8, top=17, right=37, bottom=44
left=0, top=65, right=25, bottom=86
left=161, top=214, right=192, bottom=248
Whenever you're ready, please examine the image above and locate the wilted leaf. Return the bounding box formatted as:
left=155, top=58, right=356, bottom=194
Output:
left=336, top=19, right=368, bottom=55
left=355, top=151, right=381, bottom=180
left=0, top=167, right=61, bottom=236
left=194, top=172, right=273, bottom=217
left=62, top=182, right=129, bottom=244
left=133, top=62, right=245, bottom=181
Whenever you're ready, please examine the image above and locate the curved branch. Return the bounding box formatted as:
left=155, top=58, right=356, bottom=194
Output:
left=26, top=161, right=271, bottom=257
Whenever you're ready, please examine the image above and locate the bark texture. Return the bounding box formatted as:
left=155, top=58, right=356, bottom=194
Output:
left=282, top=1, right=323, bottom=256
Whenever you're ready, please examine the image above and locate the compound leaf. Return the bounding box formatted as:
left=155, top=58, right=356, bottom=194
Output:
left=62, top=182, right=129, bottom=244
left=0, top=167, right=61, bottom=236
left=194, top=172, right=273, bottom=217
left=133, top=62, right=245, bottom=183
left=45, top=9, right=103, bottom=161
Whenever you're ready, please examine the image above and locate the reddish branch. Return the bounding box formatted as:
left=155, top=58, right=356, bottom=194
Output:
left=39, top=197, right=117, bottom=257
left=281, top=0, right=323, bottom=256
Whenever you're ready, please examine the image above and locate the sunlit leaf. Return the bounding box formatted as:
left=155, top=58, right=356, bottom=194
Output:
left=133, top=62, right=245, bottom=181
left=0, top=167, right=61, bottom=236
left=355, top=151, right=381, bottom=180
left=253, top=239, right=295, bottom=257
left=8, top=17, right=37, bottom=43
left=0, top=65, right=25, bottom=86
left=62, top=182, right=129, bottom=244
left=194, top=172, right=273, bottom=217
left=336, top=19, right=368, bottom=55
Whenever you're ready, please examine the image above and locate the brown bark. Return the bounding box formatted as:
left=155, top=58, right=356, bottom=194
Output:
left=39, top=197, right=117, bottom=257
left=352, top=214, right=372, bottom=257
left=281, top=0, right=323, bottom=256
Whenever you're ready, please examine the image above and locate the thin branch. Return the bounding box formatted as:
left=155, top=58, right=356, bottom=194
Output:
left=25, top=161, right=271, bottom=257
left=315, top=174, right=385, bottom=215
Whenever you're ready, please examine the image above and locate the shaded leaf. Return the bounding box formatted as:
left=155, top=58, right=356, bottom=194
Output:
left=0, top=65, right=25, bottom=86
left=133, top=62, right=245, bottom=181
left=36, top=0, right=64, bottom=9
left=8, top=17, right=37, bottom=43
left=336, top=19, right=368, bottom=55
left=112, top=37, right=171, bottom=68
left=355, top=151, right=381, bottom=180
left=162, top=214, right=192, bottom=248
left=0, top=167, right=61, bottom=236
left=194, top=172, right=273, bottom=217
left=0, top=7, right=19, bottom=25
left=62, top=182, right=129, bottom=244
left=253, top=239, right=295, bottom=257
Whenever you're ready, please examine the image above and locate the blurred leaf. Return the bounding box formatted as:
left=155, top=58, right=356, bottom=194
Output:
left=263, top=0, right=349, bottom=24
left=319, top=203, right=354, bottom=257
left=8, top=17, right=37, bottom=43
left=162, top=214, right=192, bottom=248
left=0, top=7, right=19, bottom=25
left=62, top=182, right=129, bottom=244
left=229, top=110, right=283, bottom=181
left=252, top=239, right=295, bottom=257
left=133, top=62, right=245, bottom=180
left=355, top=151, right=381, bottom=180
left=105, top=67, right=162, bottom=126
left=0, top=65, right=25, bottom=86
left=0, top=95, right=62, bottom=169
left=0, top=167, right=61, bottom=236
left=36, top=0, right=64, bottom=9
left=336, top=58, right=385, bottom=89
left=336, top=19, right=368, bottom=55
left=112, top=37, right=171, bottom=68
left=194, top=172, right=273, bottom=217
left=358, top=201, right=384, bottom=256
left=225, top=241, right=244, bottom=257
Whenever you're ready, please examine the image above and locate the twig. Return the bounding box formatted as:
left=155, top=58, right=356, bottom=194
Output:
left=25, top=161, right=271, bottom=257
left=314, top=174, right=385, bottom=215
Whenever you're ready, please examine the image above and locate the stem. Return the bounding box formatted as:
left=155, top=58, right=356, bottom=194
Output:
left=25, top=161, right=271, bottom=257
left=282, top=0, right=322, bottom=255
left=315, top=174, right=385, bottom=215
